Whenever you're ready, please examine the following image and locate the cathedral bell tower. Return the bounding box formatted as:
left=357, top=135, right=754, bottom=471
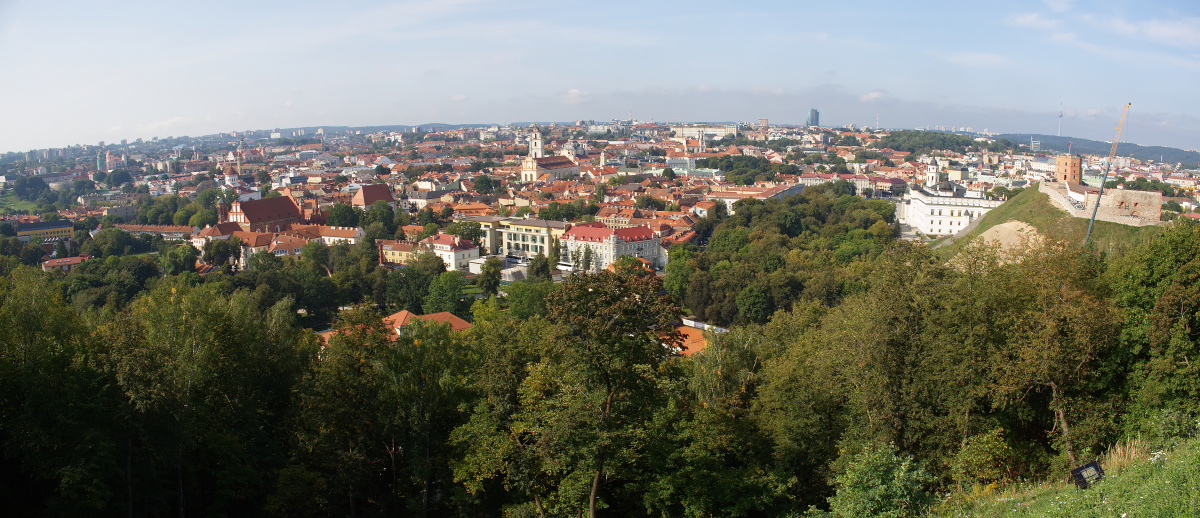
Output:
left=529, top=132, right=544, bottom=159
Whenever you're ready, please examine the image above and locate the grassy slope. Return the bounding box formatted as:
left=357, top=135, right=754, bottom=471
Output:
left=0, top=190, right=38, bottom=212
left=933, top=438, right=1200, bottom=517
left=944, top=186, right=1162, bottom=258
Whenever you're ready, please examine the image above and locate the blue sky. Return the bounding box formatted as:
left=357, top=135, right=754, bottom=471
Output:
left=1, top=0, right=1197, bottom=152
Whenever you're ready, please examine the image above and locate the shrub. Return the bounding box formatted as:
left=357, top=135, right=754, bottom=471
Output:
left=828, top=442, right=931, bottom=518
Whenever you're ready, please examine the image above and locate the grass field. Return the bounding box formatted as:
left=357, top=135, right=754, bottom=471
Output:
left=0, top=190, right=38, bottom=212
left=933, top=437, right=1200, bottom=517
left=942, top=187, right=1163, bottom=258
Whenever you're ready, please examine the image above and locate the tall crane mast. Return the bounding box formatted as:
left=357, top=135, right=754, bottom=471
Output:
left=1083, top=103, right=1131, bottom=247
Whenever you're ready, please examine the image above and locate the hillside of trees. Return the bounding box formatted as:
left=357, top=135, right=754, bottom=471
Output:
left=2, top=184, right=1200, bottom=516
left=871, top=130, right=1017, bottom=156
left=996, top=133, right=1200, bottom=168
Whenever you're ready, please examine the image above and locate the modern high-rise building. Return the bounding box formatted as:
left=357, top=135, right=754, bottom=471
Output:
left=806, top=109, right=820, bottom=127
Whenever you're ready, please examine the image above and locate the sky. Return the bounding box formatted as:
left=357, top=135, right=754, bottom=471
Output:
left=1, top=0, right=1197, bottom=153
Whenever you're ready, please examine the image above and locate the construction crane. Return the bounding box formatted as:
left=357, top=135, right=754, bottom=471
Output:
left=1083, top=102, right=1132, bottom=247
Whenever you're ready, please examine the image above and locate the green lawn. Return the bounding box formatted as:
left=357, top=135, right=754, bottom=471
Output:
left=933, top=437, right=1200, bottom=517
left=942, top=186, right=1163, bottom=258
left=0, top=190, right=38, bottom=212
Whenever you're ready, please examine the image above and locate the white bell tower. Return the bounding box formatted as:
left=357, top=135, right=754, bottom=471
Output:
left=529, top=132, right=544, bottom=159
left=926, top=167, right=939, bottom=188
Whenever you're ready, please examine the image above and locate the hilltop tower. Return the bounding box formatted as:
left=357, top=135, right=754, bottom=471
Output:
left=1055, top=155, right=1082, bottom=185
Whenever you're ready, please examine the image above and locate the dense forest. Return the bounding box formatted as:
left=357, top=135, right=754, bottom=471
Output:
left=2, top=182, right=1200, bottom=516
left=871, top=131, right=1017, bottom=156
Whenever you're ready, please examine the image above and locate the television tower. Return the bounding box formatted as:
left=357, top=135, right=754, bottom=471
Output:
left=1057, top=102, right=1063, bottom=137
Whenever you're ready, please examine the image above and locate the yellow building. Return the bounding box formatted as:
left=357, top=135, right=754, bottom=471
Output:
left=499, top=218, right=571, bottom=260
left=17, top=220, right=73, bottom=241
left=377, top=240, right=417, bottom=265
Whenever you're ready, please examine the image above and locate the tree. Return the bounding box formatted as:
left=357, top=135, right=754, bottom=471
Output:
left=387, top=252, right=446, bottom=313
left=473, top=174, right=497, bottom=194
left=505, top=280, right=556, bottom=320
left=375, top=319, right=474, bottom=516
left=301, top=242, right=330, bottom=272
left=635, top=195, right=666, bottom=211
left=188, top=209, right=217, bottom=228
left=423, top=270, right=467, bottom=316
left=54, top=239, right=68, bottom=259
left=478, top=256, right=502, bottom=296
left=326, top=203, right=358, bottom=228
left=256, top=169, right=272, bottom=185
left=361, top=201, right=396, bottom=236
left=12, top=176, right=48, bottom=199
left=736, top=284, right=772, bottom=324
left=247, top=250, right=283, bottom=272
left=548, top=234, right=562, bottom=263
left=528, top=253, right=552, bottom=282
left=989, top=241, right=1118, bottom=468
left=159, top=244, right=198, bottom=275
left=662, top=168, right=676, bottom=180
left=580, top=246, right=594, bottom=272
left=612, top=255, right=650, bottom=277
left=446, top=220, right=482, bottom=247
left=450, top=313, right=563, bottom=515
left=106, top=170, right=132, bottom=188
left=663, top=243, right=696, bottom=302
left=542, top=272, right=683, bottom=517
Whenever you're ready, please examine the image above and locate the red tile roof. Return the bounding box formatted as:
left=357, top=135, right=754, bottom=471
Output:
left=383, top=310, right=471, bottom=332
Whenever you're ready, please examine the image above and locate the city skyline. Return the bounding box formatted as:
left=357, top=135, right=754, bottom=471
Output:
left=1, top=0, right=1197, bottom=152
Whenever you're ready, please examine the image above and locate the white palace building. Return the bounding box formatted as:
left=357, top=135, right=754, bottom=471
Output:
left=897, top=169, right=1005, bottom=237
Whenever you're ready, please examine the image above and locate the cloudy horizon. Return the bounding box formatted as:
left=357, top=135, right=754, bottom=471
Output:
left=1, top=0, right=1196, bottom=152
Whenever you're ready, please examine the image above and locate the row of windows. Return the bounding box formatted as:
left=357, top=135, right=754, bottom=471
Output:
left=19, top=228, right=72, bottom=237
left=930, top=209, right=973, bottom=217
left=507, top=243, right=543, bottom=253
left=506, top=233, right=546, bottom=244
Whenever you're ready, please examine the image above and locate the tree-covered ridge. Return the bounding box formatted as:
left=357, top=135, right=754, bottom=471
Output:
left=3, top=197, right=1200, bottom=516
left=871, top=130, right=1017, bottom=156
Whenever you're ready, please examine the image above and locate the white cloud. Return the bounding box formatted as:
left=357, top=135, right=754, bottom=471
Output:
left=1008, top=12, right=1059, bottom=30
left=450, top=94, right=468, bottom=102
left=1086, top=108, right=1103, bottom=117
left=859, top=90, right=888, bottom=102
left=559, top=89, right=590, bottom=105
left=1084, top=15, right=1200, bottom=49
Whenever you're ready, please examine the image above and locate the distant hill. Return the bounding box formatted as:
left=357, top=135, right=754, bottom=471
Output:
left=995, top=133, right=1200, bottom=167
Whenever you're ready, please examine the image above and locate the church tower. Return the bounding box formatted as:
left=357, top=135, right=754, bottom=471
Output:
left=529, top=131, right=544, bottom=159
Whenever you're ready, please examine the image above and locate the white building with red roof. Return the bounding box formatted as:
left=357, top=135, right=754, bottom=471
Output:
left=558, top=224, right=663, bottom=273
left=418, top=234, right=479, bottom=271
